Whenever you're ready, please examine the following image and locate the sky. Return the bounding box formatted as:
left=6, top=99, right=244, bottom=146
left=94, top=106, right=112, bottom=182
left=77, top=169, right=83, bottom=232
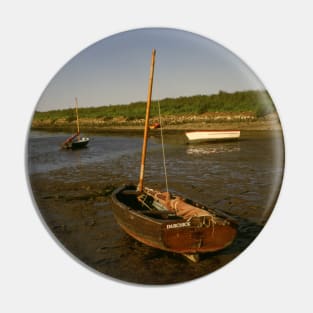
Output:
left=37, top=28, right=265, bottom=111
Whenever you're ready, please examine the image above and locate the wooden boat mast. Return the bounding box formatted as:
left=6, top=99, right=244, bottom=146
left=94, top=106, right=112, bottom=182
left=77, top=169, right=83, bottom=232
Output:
left=137, top=49, right=156, bottom=192
left=75, top=97, right=80, bottom=140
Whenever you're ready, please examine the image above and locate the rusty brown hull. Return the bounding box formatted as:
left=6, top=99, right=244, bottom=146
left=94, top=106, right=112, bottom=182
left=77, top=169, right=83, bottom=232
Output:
left=111, top=185, right=237, bottom=256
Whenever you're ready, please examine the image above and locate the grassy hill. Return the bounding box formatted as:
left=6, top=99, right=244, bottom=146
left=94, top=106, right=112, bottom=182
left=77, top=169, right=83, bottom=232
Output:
left=33, top=90, right=275, bottom=123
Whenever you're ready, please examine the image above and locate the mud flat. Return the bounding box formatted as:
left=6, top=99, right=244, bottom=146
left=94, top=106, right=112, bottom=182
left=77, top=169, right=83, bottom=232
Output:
left=29, top=166, right=263, bottom=285
left=28, top=129, right=284, bottom=284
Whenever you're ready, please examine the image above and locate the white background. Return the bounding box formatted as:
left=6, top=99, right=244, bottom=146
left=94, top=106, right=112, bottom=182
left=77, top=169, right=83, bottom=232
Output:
left=1, top=0, right=312, bottom=312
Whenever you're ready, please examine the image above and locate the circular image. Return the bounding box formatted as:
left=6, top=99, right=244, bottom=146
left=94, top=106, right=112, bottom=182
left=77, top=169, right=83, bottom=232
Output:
left=27, top=28, right=284, bottom=285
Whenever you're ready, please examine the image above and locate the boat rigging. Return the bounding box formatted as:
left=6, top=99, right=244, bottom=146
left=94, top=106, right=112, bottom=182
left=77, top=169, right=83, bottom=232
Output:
left=111, top=49, right=237, bottom=262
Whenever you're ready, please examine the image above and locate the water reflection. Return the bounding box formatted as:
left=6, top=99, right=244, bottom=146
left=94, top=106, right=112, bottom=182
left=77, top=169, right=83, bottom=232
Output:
left=186, top=142, right=240, bottom=155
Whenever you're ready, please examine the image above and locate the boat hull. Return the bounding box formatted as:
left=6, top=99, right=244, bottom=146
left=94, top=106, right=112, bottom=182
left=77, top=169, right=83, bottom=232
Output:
left=185, top=130, right=240, bottom=143
left=63, top=137, right=89, bottom=149
left=71, top=138, right=89, bottom=149
left=111, top=185, right=237, bottom=257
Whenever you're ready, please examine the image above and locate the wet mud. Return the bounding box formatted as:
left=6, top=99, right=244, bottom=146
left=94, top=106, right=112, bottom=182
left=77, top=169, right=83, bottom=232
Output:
left=28, top=130, right=284, bottom=285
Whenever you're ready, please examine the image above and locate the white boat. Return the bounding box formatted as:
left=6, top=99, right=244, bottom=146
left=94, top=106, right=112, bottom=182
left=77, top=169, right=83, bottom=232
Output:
left=185, top=130, right=240, bottom=143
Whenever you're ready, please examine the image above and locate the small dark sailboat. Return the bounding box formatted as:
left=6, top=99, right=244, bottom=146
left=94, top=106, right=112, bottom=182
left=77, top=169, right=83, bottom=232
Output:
left=61, top=98, right=90, bottom=149
left=111, top=49, right=237, bottom=262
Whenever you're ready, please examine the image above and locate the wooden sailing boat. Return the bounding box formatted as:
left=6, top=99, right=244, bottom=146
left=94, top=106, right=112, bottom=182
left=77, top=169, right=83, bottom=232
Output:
left=111, top=49, right=237, bottom=262
left=61, top=97, right=90, bottom=149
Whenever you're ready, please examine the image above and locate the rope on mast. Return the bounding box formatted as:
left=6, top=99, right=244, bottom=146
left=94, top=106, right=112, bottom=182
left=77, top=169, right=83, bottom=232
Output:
left=157, top=100, right=169, bottom=194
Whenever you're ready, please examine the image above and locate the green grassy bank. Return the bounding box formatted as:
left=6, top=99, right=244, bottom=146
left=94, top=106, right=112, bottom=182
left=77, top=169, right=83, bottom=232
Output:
left=32, top=90, right=280, bottom=131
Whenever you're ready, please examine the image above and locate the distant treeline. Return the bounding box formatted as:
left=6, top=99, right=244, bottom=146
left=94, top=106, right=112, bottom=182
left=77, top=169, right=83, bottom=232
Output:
left=34, top=90, right=275, bottom=122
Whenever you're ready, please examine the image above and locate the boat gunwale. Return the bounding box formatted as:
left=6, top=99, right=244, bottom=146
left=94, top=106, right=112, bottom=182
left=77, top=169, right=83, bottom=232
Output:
left=185, top=130, right=240, bottom=133
left=112, top=185, right=237, bottom=226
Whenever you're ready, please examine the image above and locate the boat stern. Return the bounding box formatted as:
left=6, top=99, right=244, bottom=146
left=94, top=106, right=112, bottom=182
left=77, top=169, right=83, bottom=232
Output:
left=162, top=218, right=237, bottom=254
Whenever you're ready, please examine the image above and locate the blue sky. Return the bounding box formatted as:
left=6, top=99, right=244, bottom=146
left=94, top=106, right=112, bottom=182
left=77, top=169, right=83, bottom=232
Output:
left=37, top=28, right=265, bottom=111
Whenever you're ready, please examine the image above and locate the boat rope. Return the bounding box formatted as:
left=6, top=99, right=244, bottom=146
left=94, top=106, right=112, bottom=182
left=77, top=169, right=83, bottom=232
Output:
left=157, top=100, right=169, bottom=194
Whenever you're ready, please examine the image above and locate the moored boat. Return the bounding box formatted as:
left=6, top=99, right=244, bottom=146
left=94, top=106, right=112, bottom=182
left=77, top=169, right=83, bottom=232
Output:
left=185, top=130, right=240, bottom=143
left=62, top=134, right=89, bottom=149
left=61, top=97, right=90, bottom=149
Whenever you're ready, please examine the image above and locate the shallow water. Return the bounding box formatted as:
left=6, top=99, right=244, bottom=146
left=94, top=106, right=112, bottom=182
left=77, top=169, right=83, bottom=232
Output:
left=28, top=131, right=145, bottom=174
left=28, top=130, right=284, bottom=284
